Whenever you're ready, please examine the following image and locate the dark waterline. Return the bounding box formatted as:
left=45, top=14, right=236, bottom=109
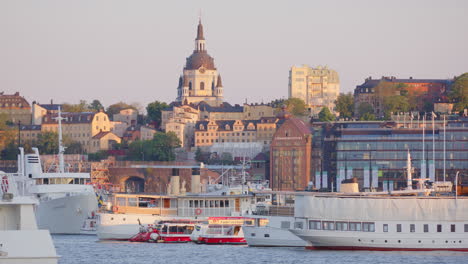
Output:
left=53, top=235, right=468, bottom=264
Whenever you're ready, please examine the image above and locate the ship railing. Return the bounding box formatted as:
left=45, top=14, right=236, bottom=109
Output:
left=253, top=205, right=294, bottom=216
left=0, top=173, right=20, bottom=197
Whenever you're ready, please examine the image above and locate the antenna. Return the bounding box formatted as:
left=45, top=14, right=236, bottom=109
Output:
left=53, top=106, right=66, bottom=173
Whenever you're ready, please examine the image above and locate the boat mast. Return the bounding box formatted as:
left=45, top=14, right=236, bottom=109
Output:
left=406, top=150, right=412, bottom=190
left=432, top=112, right=435, bottom=181
left=57, top=106, right=66, bottom=173
left=443, top=115, right=446, bottom=182
left=422, top=113, right=425, bottom=179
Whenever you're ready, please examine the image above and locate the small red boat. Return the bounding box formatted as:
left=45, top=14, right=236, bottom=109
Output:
left=129, top=224, right=157, bottom=242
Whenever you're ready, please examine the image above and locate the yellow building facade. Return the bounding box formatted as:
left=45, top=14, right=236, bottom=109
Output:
left=288, top=65, right=340, bottom=116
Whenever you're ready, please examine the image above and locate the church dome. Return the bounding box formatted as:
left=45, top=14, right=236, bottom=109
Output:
left=185, top=51, right=216, bottom=70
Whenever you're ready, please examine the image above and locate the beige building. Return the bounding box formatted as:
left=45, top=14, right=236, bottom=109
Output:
left=31, top=102, right=61, bottom=125
left=163, top=105, right=200, bottom=149
left=19, top=125, right=42, bottom=145
left=89, top=131, right=122, bottom=153
left=113, top=108, right=138, bottom=126
left=288, top=65, right=340, bottom=116
left=176, top=20, right=224, bottom=107
left=0, top=92, right=32, bottom=124
left=41, top=111, right=113, bottom=153
left=194, top=117, right=282, bottom=149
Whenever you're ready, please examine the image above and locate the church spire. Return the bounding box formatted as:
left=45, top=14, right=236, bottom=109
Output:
left=196, top=19, right=205, bottom=40
left=195, top=19, right=206, bottom=51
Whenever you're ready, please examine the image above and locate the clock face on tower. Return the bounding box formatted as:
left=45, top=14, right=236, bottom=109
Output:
left=199, top=68, right=206, bottom=73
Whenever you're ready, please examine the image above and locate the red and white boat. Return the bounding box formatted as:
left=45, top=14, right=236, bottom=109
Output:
left=192, top=217, right=254, bottom=245
left=151, top=220, right=204, bottom=243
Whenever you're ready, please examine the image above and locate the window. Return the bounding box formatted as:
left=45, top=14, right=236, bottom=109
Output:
left=264, top=234, right=270, bottom=237
left=383, top=224, right=388, bottom=232
left=397, top=224, right=402, bottom=232
left=294, top=222, right=304, bottom=229
left=281, top=221, right=291, bottom=229
left=336, top=222, right=348, bottom=231
left=309, top=220, right=321, bottom=230
left=410, top=224, right=415, bottom=233
left=465, top=224, right=468, bottom=232
left=251, top=233, right=256, bottom=237
left=437, top=224, right=442, bottom=232
left=349, top=222, right=361, bottom=231
left=189, top=82, right=192, bottom=90
left=363, top=222, right=375, bottom=232
left=200, top=82, right=205, bottom=90
left=322, top=221, right=334, bottom=230
left=451, top=224, right=455, bottom=232
left=424, top=224, right=429, bottom=233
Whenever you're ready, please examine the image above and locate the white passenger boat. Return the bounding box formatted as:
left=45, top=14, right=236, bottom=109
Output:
left=0, top=172, right=59, bottom=264
left=244, top=216, right=307, bottom=247
left=291, top=151, right=468, bottom=251
left=97, top=170, right=271, bottom=241
left=291, top=193, right=468, bottom=251
left=13, top=107, right=98, bottom=234
left=244, top=193, right=307, bottom=247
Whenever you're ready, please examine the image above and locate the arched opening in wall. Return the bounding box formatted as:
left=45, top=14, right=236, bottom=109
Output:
left=125, top=176, right=145, bottom=193
left=212, top=82, right=215, bottom=90
left=189, top=82, right=192, bottom=90
left=200, top=82, right=205, bottom=90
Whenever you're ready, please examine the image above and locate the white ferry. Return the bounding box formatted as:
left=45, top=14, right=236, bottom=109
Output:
left=0, top=172, right=59, bottom=264
left=291, top=192, right=468, bottom=251
left=244, top=192, right=307, bottom=247
left=12, top=107, right=98, bottom=234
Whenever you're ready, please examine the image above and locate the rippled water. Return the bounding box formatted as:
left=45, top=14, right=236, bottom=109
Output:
left=53, top=235, right=468, bottom=264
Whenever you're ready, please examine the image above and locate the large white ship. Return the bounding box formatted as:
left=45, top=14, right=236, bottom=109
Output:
left=0, top=172, right=59, bottom=263
left=291, top=192, right=468, bottom=251
left=14, top=107, right=98, bottom=234
left=97, top=167, right=271, bottom=240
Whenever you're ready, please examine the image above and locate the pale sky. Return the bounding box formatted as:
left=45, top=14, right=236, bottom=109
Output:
left=1, top=0, right=467, bottom=110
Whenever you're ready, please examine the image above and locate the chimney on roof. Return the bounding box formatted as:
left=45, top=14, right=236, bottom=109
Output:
left=14, top=92, right=19, bottom=96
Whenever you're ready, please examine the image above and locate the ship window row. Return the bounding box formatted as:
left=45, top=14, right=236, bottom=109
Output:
left=187, top=199, right=230, bottom=208
left=392, top=223, right=468, bottom=233
left=308, top=220, right=375, bottom=232
left=36, top=178, right=89, bottom=185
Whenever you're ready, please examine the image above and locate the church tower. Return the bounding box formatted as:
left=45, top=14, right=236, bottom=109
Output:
left=176, top=19, right=224, bottom=106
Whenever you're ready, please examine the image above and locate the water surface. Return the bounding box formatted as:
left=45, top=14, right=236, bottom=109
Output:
left=53, top=235, right=468, bottom=264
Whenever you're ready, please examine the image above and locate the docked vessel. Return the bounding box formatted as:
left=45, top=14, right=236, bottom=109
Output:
left=14, top=107, right=98, bottom=234
left=0, top=172, right=59, bottom=264
left=291, top=151, right=468, bottom=251
left=244, top=193, right=307, bottom=247
left=192, top=217, right=253, bottom=245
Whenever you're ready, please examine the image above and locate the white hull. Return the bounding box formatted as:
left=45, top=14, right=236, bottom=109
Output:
left=243, top=226, right=306, bottom=247
left=36, top=193, right=98, bottom=234
left=0, top=230, right=59, bottom=264
left=292, top=229, right=468, bottom=251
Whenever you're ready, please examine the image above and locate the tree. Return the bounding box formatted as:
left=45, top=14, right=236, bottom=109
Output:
left=36, top=132, right=59, bottom=154
left=106, top=102, right=137, bottom=118
left=318, top=107, right=335, bottom=122
left=146, top=101, right=169, bottom=127
left=383, top=95, right=410, bottom=120
left=335, top=93, right=354, bottom=119
left=357, top=102, right=375, bottom=120
left=89, top=100, right=104, bottom=112
left=62, top=100, right=91, bottom=112
left=0, top=113, right=16, bottom=151
left=64, top=141, right=83, bottom=154
left=284, top=98, right=308, bottom=116
left=195, top=147, right=203, bottom=162
left=127, top=132, right=181, bottom=161
left=449, top=72, right=468, bottom=112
